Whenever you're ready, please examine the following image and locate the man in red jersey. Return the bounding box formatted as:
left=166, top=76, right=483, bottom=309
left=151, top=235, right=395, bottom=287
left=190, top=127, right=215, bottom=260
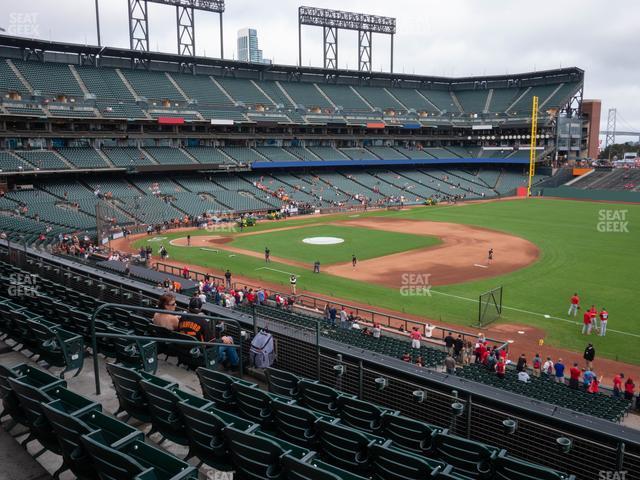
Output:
left=568, top=293, right=580, bottom=316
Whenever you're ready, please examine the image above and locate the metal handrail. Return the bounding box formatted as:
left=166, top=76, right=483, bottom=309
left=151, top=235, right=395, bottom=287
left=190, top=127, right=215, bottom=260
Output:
left=90, top=303, right=244, bottom=395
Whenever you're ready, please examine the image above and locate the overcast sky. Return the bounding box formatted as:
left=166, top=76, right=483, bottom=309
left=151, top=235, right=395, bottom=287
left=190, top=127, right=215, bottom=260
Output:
left=3, top=0, right=639, bottom=139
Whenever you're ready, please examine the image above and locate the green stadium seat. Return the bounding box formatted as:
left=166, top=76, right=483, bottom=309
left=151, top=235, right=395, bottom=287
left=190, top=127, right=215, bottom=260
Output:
left=315, top=419, right=386, bottom=474
left=336, top=395, right=394, bottom=434
left=178, top=401, right=254, bottom=470
left=196, top=367, right=257, bottom=410
left=7, top=377, right=99, bottom=459
left=370, top=443, right=449, bottom=480
left=494, top=451, right=576, bottom=480
left=27, top=318, right=84, bottom=378
left=115, top=335, right=158, bottom=374
left=0, top=363, right=64, bottom=428
left=432, top=432, right=501, bottom=479
left=165, top=330, right=218, bottom=370
left=80, top=430, right=197, bottom=480
left=106, top=363, right=177, bottom=423
left=41, top=400, right=144, bottom=480
left=297, top=379, right=349, bottom=415
left=282, top=455, right=370, bottom=480
left=271, top=399, right=334, bottom=448
left=139, top=379, right=212, bottom=446
left=224, top=426, right=310, bottom=480
left=265, top=366, right=301, bottom=397
left=380, top=412, right=442, bottom=455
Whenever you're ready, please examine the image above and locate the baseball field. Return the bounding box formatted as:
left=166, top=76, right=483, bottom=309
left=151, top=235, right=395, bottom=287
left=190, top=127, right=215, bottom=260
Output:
left=130, top=198, right=640, bottom=365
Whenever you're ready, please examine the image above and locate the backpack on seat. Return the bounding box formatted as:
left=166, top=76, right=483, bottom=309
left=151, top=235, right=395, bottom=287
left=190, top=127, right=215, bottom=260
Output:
left=250, top=330, right=275, bottom=369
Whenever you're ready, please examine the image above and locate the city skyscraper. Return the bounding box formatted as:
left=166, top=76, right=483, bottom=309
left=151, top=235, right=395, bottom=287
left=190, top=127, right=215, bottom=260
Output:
left=237, top=28, right=271, bottom=64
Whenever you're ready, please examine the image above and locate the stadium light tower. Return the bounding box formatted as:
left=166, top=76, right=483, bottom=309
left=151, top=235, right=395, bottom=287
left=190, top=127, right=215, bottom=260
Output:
left=125, top=0, right=225, bottom=69
left=298, top=6, right=396, bottom=73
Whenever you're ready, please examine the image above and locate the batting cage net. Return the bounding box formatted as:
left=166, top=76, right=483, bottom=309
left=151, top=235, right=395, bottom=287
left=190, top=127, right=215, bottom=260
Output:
left=477, top=286, right=503, bottom=328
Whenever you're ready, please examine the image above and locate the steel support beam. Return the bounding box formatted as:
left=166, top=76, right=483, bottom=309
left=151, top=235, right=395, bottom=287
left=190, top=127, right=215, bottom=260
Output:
left=299, top=6, right=395, bottom=72
left=605, top=108, right=617, bottom=149
left=323, top=26, right=338, bottom=70
left=176, top=5, right=195, bottom=57
left=358, top=30, right=372, bottom=72
left=128, top=0, right=149, bottom=52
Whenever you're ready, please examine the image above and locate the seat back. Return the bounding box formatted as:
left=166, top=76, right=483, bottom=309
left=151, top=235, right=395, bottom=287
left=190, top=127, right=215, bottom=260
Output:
left=80, top=432, right=149, bottom=480
left=7, top=376, right=60, bottom=452
left=315, top=419, right=379, bottom=474
left=224, top=426, right=287, bottom=480
left=297, top=380, right=340, bottom=414
left=265, top=367, right=300, bottom=398
left=167, top=331, right=217, bottom=370
left=370, top=443, right=446, bottom=480
left=231, top=382, right=275, bottom=426
left=336, top=396, right=386, bottom=433
left=178, top=402, right=252, bottom=470
left=139, top=380, right=189, bottom=445
left=380, top=413, right=440, bottom=454
left=433, top=432, right=497, bottom=479
left=106, top=363, right=150, bottom=422
left=196, top=368, right=239, bottom=409
left=272, top=399, right=322, bottom=448
left=494, top=452, right=575, bottom=480
left=282, top=455, right=369, bottom=480
left=41, top=401, right=99, bottom=479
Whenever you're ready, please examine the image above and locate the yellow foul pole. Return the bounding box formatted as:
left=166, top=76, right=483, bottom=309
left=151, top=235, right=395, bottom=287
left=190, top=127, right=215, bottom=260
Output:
left=527, top=96, right=539, bottom=197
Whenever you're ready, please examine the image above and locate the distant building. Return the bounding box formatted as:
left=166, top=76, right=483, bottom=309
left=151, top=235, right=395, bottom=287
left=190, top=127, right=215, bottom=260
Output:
left=582, top=99, right=601, bottom=160
left=237, top=28, right=271, bottom=64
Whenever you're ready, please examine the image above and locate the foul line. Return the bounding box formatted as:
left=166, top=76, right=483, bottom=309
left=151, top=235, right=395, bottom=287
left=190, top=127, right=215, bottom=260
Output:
left=429, top=289, right=640, bottom=339
left=255, top=267, right=299, bottom=277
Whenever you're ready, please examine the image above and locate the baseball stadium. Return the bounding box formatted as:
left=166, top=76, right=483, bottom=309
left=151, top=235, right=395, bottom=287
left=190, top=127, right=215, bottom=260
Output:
left=0, top=2, right=638, bottom=480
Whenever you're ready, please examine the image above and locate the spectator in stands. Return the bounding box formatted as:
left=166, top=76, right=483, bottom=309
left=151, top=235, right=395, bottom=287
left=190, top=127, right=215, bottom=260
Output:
left=569, top=363, right=581, bottom=389
left=424, top=323, right=435, bottom=338
left=328, top=305, right=337, bottom=327
left=582, top=368, right=595, bottom=389
left=486, top=350, right=497, bottom=372
left=587, top=375, right=602, bottom=394
left=583, top=343, right=595, bottom=369
left=153, top=293, right=180, bottom=330
left=444, top=332, right=455, bottom=355
left=496, top=358, right=506, bottom=379
left=515, top=354, right=527, bottom=373
left=554, top=359, right=565, bottom=384
left=444, top=354, right=456, bottom=375
left=182, top=266, right=189, bottom=279
left=542, top=357, right=554, bottom=378
left=613, top=373, right=624, bottom=397
left=217, top=336, right=239, bottom=371
left=410, top=327, right=422, bottom=350
left=177, top=297, right=212, bottom=342
left=339, top=307, right=349, bottom=329
left=372, top=323, right=381, bottom=339
left=401, top=352, right=411, bottom=362
left=454, top=335, right=464, bottom=361
left=624, top=378, right=636, bottom=402
left=532, top=353, right=542, bottom=377
left=415, top=356, right=424, bottom=367
left=462, top=341, right=473, bottom=365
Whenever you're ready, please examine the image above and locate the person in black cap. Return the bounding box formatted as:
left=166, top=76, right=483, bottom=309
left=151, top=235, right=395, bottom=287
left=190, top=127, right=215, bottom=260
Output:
left=177, top=296, right=213, bottom=342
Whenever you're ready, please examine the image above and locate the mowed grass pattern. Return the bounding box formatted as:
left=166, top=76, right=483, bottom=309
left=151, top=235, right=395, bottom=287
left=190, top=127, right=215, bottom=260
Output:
left=134, top=199, right=640, bottom=364
left=229, top=225, right=440, bottom=265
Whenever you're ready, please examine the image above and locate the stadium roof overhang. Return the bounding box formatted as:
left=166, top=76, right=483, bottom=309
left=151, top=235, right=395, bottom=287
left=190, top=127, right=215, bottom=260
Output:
left=0, top=34, right=584, bottom=86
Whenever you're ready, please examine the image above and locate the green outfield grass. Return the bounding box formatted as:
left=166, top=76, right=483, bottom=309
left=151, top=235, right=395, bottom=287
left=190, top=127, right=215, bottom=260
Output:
left=134, top=199, right=640, bottom=365
left=228, top=224, right=440, bottom=265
